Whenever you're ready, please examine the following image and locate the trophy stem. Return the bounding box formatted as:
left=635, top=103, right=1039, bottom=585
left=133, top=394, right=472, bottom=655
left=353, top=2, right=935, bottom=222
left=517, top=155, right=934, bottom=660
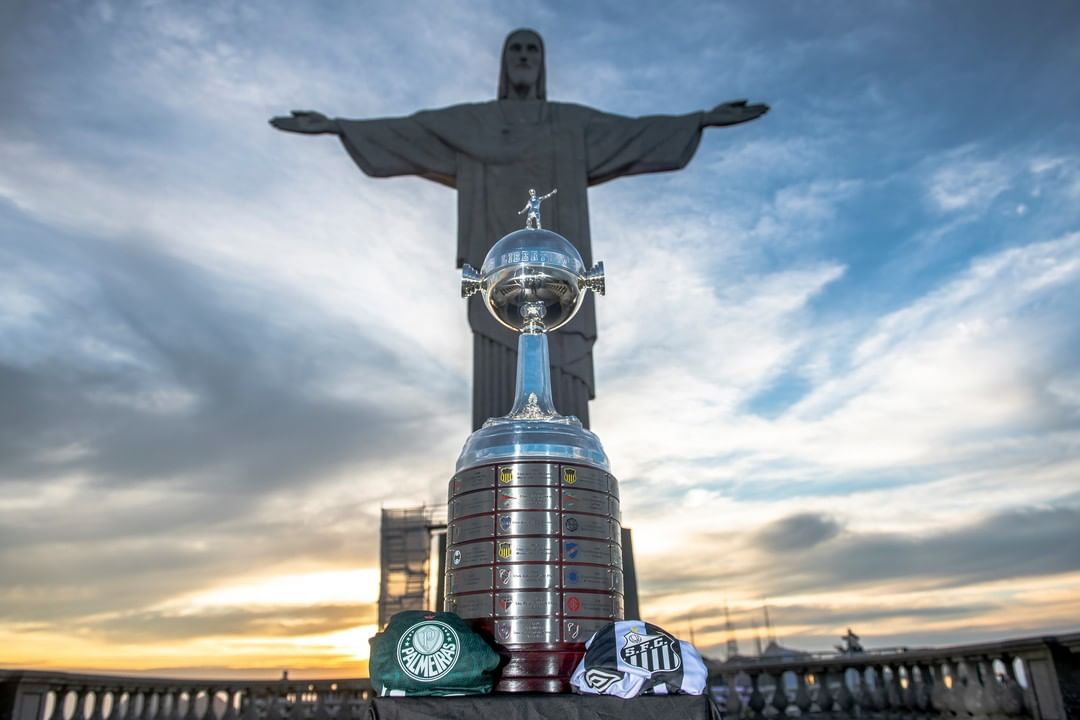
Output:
left=507, top=331, right=559, bottom=420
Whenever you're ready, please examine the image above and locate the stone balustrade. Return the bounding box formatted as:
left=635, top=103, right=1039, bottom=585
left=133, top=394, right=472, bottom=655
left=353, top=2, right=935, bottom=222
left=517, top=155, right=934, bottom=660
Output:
left=3, top=633, right=1078, bottom=720
left=0, top=671, right=374, bottom=720
left=709, top=633, right=1080, bottom=720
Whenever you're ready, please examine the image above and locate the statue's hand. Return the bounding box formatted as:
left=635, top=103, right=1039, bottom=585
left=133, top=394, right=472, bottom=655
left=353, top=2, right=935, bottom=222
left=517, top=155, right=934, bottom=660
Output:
left=704, top=100, right=769, bottom=127
left=269, top=110, right=339, bottom=135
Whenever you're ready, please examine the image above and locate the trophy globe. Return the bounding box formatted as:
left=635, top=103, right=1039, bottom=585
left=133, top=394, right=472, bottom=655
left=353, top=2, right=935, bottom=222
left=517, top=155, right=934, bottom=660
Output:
left=458, top=226, right=608, bottom=464
left=447, top=195, right=624, bottom=693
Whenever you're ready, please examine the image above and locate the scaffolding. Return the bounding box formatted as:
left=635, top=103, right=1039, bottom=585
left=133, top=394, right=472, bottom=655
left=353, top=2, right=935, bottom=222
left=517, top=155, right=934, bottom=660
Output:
left=377, top=507, right=447, bottom=628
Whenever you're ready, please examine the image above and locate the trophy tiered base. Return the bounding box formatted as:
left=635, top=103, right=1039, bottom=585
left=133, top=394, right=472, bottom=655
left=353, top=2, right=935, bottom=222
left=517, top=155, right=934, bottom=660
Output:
left=446, top=458, right=623, bottom=691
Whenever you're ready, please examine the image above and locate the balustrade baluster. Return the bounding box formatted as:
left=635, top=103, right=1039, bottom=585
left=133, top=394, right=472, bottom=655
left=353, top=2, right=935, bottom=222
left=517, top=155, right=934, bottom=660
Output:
left=998, top=656, right=1026, bottom=717
left=884, top=665, right=903, bottom=717
left=816, top=671, right=835, bottom=715
left=748, top=672, right=767, bottom=720
left=771, top=673, right=790, bottom=717
left=855, top=669, right=872, bottom=716
left=948, top=659, right=968, bottom=717
left=986, top=658, right=1007, bottom=720
left=71, top=689, right=90, bottom=720
left=870, top=665, right=887, bottom=715
left=311, top=693, right=329, bottom=720
left=959, top=658, right=989, bottom=718
left=180, top=691, right=196, bottom=720
left=132, top=690, right=147, bottom=720
left=979, top=656, right=1006, bottom=720
left=106, top=690, right=119, bottom=720
left=168, top=692, right=183, bottom=720
left=725, top=673, right=743, bottom=720
left=915, top=664, right=933, bottom=717
left=913, top=665, right=929, bottom=719
left=152, top=693, right=164, bottom=720
left=240, top=692, right=258, bottom=720
left=907, top=664, right=924, bottom=716
left=894, top=669, right=911, bottom=712
left=835, top=669, right=855, bottom=716
left=200, top=690, right=216, bottom=720
left=86, top=690, right=103, bottom=720
left=118, top=691, right=133, bottom=720
left=109, top=691, right=123, bottom=720
left=48, top=688, right=69, bottom=720
left=220, top=691, right=237, bottom=720
left=984, top=657, right=1000, bottom=718
left=926, top=664, right=940, bottom=716
left=931, top=662, right=953, bottom=717
left=918, top=665, right=933, bottom=717
left=794, top=671, right=811, bottom=716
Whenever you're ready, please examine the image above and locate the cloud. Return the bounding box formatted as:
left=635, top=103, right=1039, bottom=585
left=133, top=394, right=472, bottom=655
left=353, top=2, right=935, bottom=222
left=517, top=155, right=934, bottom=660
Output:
left=693, top=599, right=999, bottom=638
left=0, top=214, right=458, bottom=491
left=86, top=604, right=376, bottom=644
left=928, top=156, right=1010, bottom=213
left=0, top=213, right=463, bottom=631
left=760, top=505, right=1080, bottom=595
left=638, top=503, right=1080, bottom=606
left=756, top=513, right=842, bottom=552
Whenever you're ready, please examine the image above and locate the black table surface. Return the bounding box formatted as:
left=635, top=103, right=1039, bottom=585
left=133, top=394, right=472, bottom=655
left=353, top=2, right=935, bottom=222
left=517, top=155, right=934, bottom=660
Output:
left=366, top=694, right=721, bottom=720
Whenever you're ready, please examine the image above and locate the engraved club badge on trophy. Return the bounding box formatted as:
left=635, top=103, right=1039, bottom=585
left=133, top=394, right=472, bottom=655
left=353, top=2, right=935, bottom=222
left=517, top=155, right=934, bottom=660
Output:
left=446, top=193, right=623, bottom=692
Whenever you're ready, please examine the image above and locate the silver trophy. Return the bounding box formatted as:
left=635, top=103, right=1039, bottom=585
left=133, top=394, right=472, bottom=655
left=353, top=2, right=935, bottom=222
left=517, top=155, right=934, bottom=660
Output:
left=447, top=199, right=622, bottom=692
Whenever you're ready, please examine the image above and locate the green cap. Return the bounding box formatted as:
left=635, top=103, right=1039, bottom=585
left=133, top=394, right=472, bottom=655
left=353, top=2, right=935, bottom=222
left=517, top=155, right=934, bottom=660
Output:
left=369, top=611, right=501, bottom=696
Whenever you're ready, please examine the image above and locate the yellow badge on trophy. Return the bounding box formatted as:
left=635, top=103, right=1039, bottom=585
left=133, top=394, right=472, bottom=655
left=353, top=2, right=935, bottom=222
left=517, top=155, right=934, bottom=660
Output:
left=499, top=467, right=513, bottom=484
left=563, top=467, right=576, bottom=485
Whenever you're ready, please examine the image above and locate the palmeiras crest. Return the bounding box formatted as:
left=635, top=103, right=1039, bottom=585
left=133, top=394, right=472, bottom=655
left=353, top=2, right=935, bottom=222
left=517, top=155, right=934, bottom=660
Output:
left=395, top=620, right=460, bottom=682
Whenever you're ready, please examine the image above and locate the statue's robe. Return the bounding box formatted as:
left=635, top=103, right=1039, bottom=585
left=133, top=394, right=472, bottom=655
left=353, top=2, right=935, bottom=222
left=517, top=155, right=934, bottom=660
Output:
left=337, top=100, right=705, bottom=429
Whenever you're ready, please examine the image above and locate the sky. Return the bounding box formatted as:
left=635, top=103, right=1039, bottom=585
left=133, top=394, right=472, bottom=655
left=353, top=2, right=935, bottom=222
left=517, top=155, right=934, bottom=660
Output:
left=1, top=0, right=1079, bottom=678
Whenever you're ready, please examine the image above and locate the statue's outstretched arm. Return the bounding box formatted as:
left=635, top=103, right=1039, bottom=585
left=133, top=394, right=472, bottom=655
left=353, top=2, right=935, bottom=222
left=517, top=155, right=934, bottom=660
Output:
left=702, top=100, right=769, bottom=128
left=269, top=110, right=341, bottom=135
left=518, top=202, right=531, bottom=214
left=540, top=189, right=557, bottom=200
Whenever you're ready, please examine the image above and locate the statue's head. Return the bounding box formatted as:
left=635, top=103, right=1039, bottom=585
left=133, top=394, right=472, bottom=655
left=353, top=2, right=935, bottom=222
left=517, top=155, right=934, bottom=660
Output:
left=529, top=188, right=537, bottom=197
left=499, top=28, right=546, bottom=100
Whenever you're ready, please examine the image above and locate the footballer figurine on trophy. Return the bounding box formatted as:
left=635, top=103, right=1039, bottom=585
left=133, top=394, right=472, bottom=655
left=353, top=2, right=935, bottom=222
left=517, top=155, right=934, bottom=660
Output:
left=445, top=191, right=624, bottom=692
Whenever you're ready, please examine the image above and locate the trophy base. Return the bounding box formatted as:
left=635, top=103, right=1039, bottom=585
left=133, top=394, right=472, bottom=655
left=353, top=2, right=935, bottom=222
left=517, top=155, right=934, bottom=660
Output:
left=495, top=651, right=583, bottom=693
left=472, top=619, right=585, bottom=693
left=496, top=677, right=572, bottom=693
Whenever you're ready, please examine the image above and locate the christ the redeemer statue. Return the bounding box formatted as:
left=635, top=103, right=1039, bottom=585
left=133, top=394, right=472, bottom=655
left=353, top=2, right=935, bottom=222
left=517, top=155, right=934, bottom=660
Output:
left=271, top=29, right=767, bottom=430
